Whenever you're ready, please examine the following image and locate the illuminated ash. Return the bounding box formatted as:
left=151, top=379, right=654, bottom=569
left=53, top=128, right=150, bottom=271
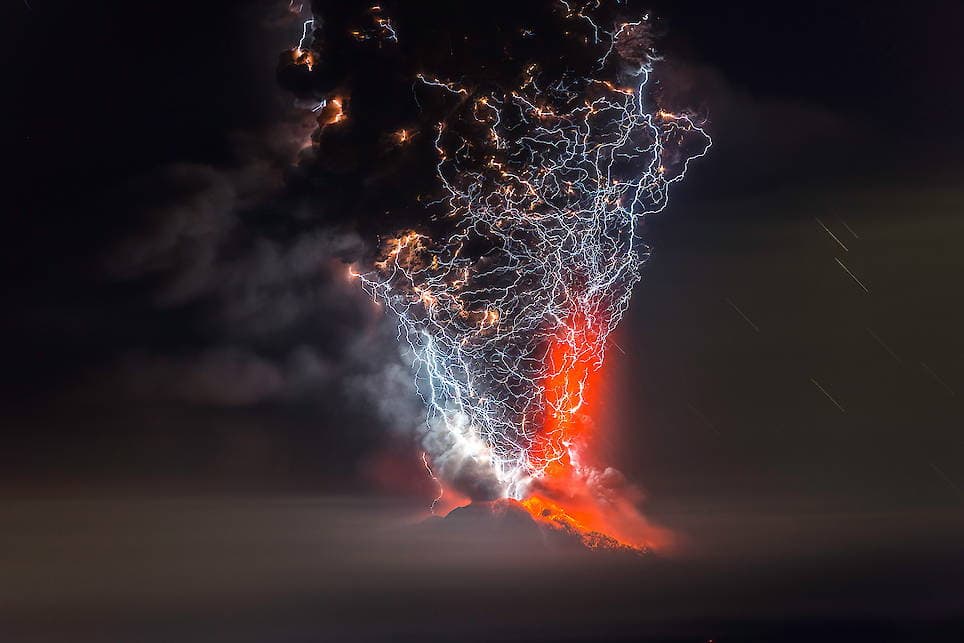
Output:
left=354, top=6, right=710, bottom=502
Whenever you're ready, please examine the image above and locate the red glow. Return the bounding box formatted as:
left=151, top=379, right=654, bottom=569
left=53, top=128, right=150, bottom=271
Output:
left=536, top=314, right=602, bottom=474
left=519, top=314, right=672, bottom=552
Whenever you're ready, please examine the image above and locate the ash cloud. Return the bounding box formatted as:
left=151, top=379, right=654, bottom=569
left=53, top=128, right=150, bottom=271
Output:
left=108, top=345, right=332, bottom=407
left=23, top=0, right=847, bottom=503
left=268, top=1, right=675, bottom=502
left=79, top=18, right=427, bottom=466
left=276, top=1, right=667, bottom=237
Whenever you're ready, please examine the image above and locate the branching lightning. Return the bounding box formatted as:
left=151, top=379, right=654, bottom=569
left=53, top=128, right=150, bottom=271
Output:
left=346, top=4, right=711, bottom=502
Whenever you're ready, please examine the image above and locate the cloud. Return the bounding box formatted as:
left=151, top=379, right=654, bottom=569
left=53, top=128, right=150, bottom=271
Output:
left=117, top=347, right=287, bottom=407
left=344, top=361, right=425, bottom=434
left=653, top=60, right=850, bottom=193
left=97, top=345, right=332, bottom=408
left=77, top=98, right=423, bottom=430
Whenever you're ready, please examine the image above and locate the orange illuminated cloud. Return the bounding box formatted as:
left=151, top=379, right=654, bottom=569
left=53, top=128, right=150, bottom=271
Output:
left=317, top=97, right=347, bottom=128
left=291, top=47, right=315, bottom=71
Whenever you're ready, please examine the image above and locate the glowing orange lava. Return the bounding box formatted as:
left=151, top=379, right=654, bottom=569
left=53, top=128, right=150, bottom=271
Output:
left=519, top=495, right=629, bottom=551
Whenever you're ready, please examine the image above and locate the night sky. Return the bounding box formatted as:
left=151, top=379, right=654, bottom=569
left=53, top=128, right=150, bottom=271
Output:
left=5, top=1, right=964, bottom=641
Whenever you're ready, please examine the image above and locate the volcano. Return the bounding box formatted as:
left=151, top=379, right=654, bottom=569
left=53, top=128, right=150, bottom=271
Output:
left=422, top=499, right=649, bottom=556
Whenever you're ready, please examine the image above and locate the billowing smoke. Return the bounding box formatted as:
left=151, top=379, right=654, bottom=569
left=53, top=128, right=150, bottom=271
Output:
left=278, top=1, right=709, bottom=548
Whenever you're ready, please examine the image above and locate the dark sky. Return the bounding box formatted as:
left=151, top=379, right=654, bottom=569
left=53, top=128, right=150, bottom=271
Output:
left=5, top=1, right=964, bottom=641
